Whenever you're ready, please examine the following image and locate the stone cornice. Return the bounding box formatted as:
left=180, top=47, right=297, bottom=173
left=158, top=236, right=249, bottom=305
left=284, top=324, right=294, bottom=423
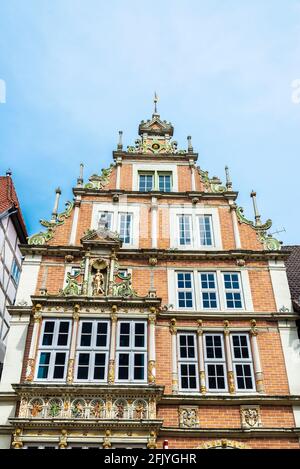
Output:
left=18, top=245, right=289, bottom=262
left=118, top=249, right=289, bottom=262
left=159, top=427, right=300, bottom=438
left=112, top=150, right=199, bottom=162
left=8, top=418, right=163, bottom=432
left=160, top=394, right=300, bottom=406
left=8, top=296, right=162, bottom=316
left=158, top=311, right=298, bottom=320
left=12, top=384, right=164, bottom=398
left=72, top=187, right=239, bottom=201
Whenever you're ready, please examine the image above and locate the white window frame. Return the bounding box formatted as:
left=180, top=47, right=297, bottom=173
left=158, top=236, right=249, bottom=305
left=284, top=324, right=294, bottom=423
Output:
left=204, top=333, right=228, bottom=392
left=92, top=203, right=140, bottom=248
left=197, top=214, right=214, bottom=247
left=178, top=214, right=192, bottom=247
left=230, top=333, right=255, bottom=392
left=133, top=163, right=178, bottom=192
left=35, top=319, right=71, bottom=382
left=74, top=320, right=110, bottom=383
left=177, top=332, right=199, bottom=392
left=169, top=269, right=253, bottom=312
left=199, top=272, right=219, bottom=310
left=176, top=271, right=195, bottom=310
left=116, top=320, right=147, bottom=383
left=222, top=272, right=244, bottom=310
left=157, top=171, right=172, bottom=192
left=170, top=207, right=222, bottom=250
left=138, top=172, right=154, bottom=192
left=118, top=212, right=133, bottom=246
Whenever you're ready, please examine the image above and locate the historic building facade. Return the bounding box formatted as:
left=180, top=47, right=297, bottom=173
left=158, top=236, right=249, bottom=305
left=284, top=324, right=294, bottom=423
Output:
left=0, top=102, right=300, bottom=449
left=0, top=172, right=27, bottom=377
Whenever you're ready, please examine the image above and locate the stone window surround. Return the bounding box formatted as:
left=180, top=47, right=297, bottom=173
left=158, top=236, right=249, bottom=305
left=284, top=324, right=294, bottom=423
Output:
left=132, top=163, right=179, bottom=192
left=91, top=203, right=140, bottom=249
left=173, top=328, right=258, bottom=395
left=169, top=206, right=222, bottom=250
left=168, top=268, right=254, bottom=312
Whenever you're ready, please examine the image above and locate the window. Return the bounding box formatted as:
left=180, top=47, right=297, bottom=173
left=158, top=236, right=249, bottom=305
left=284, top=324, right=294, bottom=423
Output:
left=199, top=272, right=218, bottom=309
left=204, top=334, right=227, bottom=391
left=177, top=272, right=194, bottom=309
left=178, top=333, right=198, bottom=391
left=138, top=171, right=172, bottom=192
left=198, top=215, right=213, bottom=246
left=98, top=211, right=113, bottom=230
left=118, top=213, right=132, bottom=244
left=139, top=173, right=154, bottom=192
left=158, top=173, right=172, bottom=192
left=116, top=321, right=147, bottom=382
left=36, top=320, right=71, bottom=381
left=178, top=215, right=192, bottom=246
left=75, top=321, right=109, bottom=382
left=231, top=334, right=255, bottom=391
left=11, top=259, right=21, bottom=285
left=170, top=208, right=221, bottom=250
left=223, top=273, right=243, bottom=309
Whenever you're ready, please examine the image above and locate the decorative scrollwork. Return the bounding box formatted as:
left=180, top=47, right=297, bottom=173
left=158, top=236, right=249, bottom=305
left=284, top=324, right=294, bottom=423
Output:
left=236, top=207, right=281, bottom=251
left=60, top=271, right=82, bottom=296
left=112, top=273, right=139, bottom=298
left=28, top=201, right=74, bottom=245
left=198, top=168, right=226, bottom=193
left=84, top=164, right=114, bottom=190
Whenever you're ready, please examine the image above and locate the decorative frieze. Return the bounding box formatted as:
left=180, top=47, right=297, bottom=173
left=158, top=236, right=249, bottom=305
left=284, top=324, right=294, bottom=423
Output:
left=17, top=396, right=156, bottom=421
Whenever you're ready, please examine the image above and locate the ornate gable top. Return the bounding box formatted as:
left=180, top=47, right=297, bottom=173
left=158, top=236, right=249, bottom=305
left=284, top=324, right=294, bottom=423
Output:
left=138, top=115, right=174, bottom=137
left=138, top=93, right=174, bottom=137
left=81, top=225, right=121, bottom=247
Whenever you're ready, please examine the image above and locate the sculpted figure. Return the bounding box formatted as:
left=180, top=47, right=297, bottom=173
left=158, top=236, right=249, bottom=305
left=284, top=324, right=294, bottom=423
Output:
left=92, top=270, right=105, bottom=295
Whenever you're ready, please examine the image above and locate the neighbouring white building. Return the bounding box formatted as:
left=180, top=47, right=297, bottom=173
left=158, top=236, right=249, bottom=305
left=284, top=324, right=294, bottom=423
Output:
left=0, top=172, right=27, bottom=376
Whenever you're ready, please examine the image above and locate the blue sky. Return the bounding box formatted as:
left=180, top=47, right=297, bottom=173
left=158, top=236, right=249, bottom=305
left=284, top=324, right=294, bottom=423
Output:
left=0, top=0, right=300, bottom=244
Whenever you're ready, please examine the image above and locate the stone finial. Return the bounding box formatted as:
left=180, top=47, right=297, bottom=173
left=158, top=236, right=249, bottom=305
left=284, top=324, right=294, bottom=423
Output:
left=51, top=187, right=62, bottom=221
left=225, top=166, right=232, bottom=191
left=187, top=135, right=193, bottom=152
left=77, top=163, right=84, bottom=187
left=117, top=131, right=123, bottom=150
left=250, top=190, right=262, bottom=226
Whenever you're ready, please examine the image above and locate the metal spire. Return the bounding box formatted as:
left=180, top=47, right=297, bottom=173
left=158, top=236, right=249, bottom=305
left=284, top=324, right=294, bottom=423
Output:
left=153, top=92, right=159, bottom=115
left=250, top=190, right=261, bottom=226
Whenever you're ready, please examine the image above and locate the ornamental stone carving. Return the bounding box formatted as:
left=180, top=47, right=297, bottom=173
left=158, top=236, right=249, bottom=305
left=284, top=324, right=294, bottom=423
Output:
left=178, top=407, right=199, bottom=428
left=16, top=395, right=152, bottom=421
left=240, top=406, right=261, bottom=428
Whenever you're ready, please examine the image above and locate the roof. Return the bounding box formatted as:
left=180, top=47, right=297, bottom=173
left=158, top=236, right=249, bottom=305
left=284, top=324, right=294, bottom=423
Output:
left=282, top=245, right=300, bottom=312
left=0, top=175, right=28, bottom=243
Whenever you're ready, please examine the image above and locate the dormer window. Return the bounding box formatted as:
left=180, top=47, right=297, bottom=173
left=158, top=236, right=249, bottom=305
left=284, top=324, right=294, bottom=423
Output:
left=138, top=171, right=172, bottom=192
left=139, top=173, right=153, bottom=192
left=158, top=173, right=171, bottom=192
